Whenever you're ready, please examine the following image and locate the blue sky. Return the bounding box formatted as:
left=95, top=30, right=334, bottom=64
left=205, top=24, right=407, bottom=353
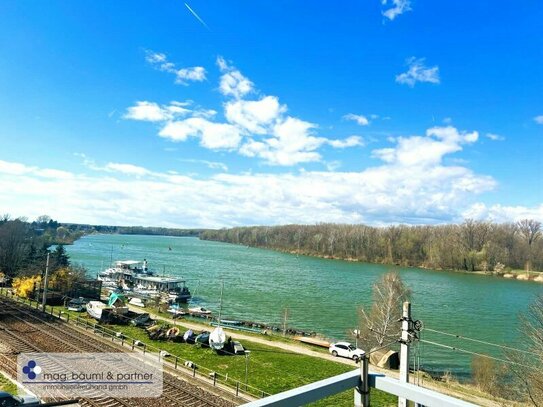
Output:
left=0, top=0, right=541, bottom=227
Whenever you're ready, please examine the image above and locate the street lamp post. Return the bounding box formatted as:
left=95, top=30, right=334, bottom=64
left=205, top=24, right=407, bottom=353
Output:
left=244, top=350, right=251, bottom=390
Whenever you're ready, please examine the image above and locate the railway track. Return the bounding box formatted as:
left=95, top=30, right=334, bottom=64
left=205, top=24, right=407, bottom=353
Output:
left=0, top=297, right=236, bottom=407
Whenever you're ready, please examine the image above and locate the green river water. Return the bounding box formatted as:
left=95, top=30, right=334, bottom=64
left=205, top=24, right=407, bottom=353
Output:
left=67, top=234, right=543, bottom=379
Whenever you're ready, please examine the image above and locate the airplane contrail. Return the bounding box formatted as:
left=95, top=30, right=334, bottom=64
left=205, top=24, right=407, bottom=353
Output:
left=184, top=3, right=210, bottom=30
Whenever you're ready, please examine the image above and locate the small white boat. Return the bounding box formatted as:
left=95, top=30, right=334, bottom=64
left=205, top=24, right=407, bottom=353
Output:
left=189, top=306, right=212, bottom=316
left=86, top=301, right=107, bottom=320
left=167, top=305, right=186, bottom=317
left=209, top=326, right=226, bottom=350
left=129, top=297, right=145, bottom=307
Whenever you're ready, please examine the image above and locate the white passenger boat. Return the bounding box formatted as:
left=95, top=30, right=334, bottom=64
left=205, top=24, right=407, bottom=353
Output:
left=97, top=260, right=191, bottom=303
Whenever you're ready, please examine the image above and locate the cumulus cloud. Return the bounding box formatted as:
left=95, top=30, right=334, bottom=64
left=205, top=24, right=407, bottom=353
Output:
left=382, top=0, right=412, bottom=21
left=396, top=57, right=440, bottom=87
left=534, top=115, right=543, bottom=124
left=373, top=126, right=479, bottom=167
left=343, top=113, right=370, bottom=126
left=159, top=117, right=242, bottom=149
left=126, top=55, right=366, bottom=166
left=145, top=50, right=206, bottom=85
left=224, top=96, right=285, bottom=134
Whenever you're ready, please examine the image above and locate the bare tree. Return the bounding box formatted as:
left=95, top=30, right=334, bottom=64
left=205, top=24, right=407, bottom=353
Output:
left=517, top=219, right=542, bottom=271
left=508, top=293, right=543, bottom=406
left=358, top=272, right=411, bottom=350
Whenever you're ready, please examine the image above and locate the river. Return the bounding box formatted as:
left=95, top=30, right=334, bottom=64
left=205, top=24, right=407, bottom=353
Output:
left=66, top=234, right=543, bottom=379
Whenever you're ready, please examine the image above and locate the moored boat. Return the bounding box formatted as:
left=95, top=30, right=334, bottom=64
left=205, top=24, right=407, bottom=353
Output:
left=189, top=306, right=212, bottom=316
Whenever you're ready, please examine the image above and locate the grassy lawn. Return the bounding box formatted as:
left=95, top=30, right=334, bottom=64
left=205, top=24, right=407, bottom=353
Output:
left=0, top=373, right=17, bottom=395
left=46, top=304, right=396, bottom=406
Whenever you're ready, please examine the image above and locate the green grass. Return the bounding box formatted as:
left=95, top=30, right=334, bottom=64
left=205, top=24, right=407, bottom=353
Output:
left=19, top=298, right=396, bottom=406
left=109, top=323, right=396, bottom=406
left=0, top=373, right=17, bottom=395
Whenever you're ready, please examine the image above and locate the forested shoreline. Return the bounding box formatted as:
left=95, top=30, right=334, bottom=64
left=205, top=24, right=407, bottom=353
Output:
left=201, top=220, right=543, bottom=273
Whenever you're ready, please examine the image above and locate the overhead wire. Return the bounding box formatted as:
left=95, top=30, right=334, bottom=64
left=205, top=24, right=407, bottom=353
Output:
left=423, top=326, right=538, bottom=356
left=419, top=338, right=539, bottom=371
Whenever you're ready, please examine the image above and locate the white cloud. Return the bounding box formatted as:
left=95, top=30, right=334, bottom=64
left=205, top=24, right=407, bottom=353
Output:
left=217, top=56, right=254, bottom=99
left=463, top=203, right=543, bottom=224
left=396, top=57, right=440, bottom=87
left=239, top=117, right=325, bottom=166
left=373, top=126, right=479, bottom=167
left=124, top=101, right=190, bottom=122
left=327, top=136, right=365, bottom=148
left=534, top=115, right=543, bottom=124
left=343, top=113, right=370, bottom=126
left=145, top=50, right=206, bottom=85
left=224, top=96, right=285, bottom=134
left=145, top=51, right=167, bottom=64
left=485, top=133, right=505, bottom=141
left=0, top=139, right=513, bottom=227
left=129, top=56, right=421, bottom=167
left=159, top=117, right=242, bottom=149
left=382, top=0, right=412, bottom=21
left=174, top=67, right=206, bottom=85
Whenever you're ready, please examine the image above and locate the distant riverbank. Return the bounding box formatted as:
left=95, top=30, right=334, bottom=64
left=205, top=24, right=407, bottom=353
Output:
left=200, top=223, right=543, bottom=280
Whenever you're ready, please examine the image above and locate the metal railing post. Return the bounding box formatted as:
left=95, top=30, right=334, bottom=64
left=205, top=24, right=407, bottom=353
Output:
left=355, top=354, right=370, bottom=407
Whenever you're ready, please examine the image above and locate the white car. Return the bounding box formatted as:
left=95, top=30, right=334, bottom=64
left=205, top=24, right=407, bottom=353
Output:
left=329, top=342, right=365, bottom=362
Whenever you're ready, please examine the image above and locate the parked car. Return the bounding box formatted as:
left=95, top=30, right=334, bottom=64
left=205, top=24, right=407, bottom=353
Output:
left=329, top=342, right=365, bottom=362
left=0, top=392, right=40, bottom=406
left=66, top=297, right=87, bottom=312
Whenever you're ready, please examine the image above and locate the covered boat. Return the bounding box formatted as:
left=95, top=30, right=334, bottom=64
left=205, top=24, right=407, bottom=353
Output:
left=86, top=301, right=107, bottom=320
left=209, top=326, right=226, bottom=350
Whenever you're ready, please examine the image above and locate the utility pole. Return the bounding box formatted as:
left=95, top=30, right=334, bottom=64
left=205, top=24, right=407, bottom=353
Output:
left=41, top=253, right=50, bottom=311
left=398, top=302, right=411, bottom=407
left=282, top=307, right=289, bottom=336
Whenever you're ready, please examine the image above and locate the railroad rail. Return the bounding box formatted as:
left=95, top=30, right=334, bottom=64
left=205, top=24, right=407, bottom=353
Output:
left=0, top=297, right=236, bottom=407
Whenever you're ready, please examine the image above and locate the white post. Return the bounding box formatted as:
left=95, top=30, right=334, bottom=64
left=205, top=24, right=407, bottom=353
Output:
left=41, top=252, right=50, bottom=310
left=398, top=302, right=411, bottom=407
left=284, top=308, right=288, bottom=335
left=245, top=350, right=251, bottom=389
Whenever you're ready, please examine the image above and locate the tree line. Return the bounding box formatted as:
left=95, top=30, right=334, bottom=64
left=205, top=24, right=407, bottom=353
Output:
left=0, top=215, right=72, bottom=281
left=61, top=222, right=205, bottom=237
left=201, top=219, right=543, bottom=272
